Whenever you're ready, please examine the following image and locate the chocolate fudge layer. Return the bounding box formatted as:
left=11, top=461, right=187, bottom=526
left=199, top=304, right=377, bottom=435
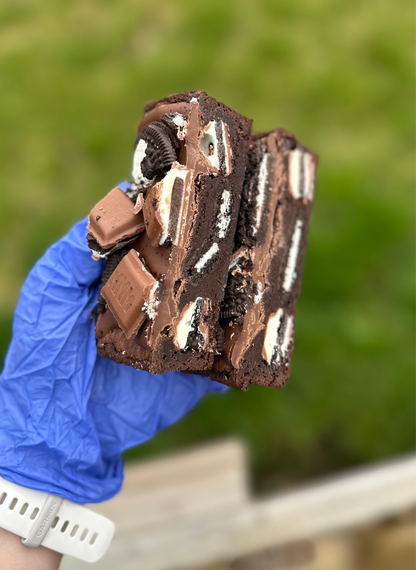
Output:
left=94, top=91, right=252, bottom=374
left=210, top=129, right=318, bottom=390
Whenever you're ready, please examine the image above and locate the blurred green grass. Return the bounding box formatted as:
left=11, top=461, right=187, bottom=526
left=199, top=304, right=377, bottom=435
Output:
left=0, top=0, right=414, bottom=489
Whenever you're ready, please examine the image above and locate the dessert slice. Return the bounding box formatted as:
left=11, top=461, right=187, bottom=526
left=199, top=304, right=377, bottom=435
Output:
left=210, top=129, right=318, bottom=390
left=93, top=91, right=252, bottom=374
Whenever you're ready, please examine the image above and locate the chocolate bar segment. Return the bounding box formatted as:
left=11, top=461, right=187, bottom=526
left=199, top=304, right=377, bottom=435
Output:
left=211, top=129, right=318, bottom=390
left=96, top=91, right=252, bottom=374
left=87, top=187, right=145, bottom=249
left=101, top=249, right=157, bottom=339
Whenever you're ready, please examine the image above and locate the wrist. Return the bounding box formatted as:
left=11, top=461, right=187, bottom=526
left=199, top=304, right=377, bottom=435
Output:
left=0, top=527, right=62, bottom=570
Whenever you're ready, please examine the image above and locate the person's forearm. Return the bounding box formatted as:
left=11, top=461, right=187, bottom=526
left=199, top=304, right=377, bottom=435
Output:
left=0, top=527, right=62, bottom=570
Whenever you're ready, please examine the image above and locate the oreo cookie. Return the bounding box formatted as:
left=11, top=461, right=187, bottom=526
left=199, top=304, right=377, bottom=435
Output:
left=215, top=325, right=225, bottom=353
left=133, top=118, right=181, bottom=189
left=220, top=270, right=256, bottom=322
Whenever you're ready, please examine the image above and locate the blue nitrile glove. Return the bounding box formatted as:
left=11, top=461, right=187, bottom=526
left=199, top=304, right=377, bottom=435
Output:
left=0, top=218, right=227, bottom=504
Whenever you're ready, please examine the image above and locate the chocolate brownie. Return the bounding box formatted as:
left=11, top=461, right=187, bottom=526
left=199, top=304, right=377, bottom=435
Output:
left=209, top=129, right=318, bottom=390
left=91, top=91, right=252, bottom=374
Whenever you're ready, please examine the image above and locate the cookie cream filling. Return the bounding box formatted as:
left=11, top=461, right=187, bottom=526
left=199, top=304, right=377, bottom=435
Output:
left=283, top=219, right=303, bottom=292
left=254, top=281, right=263, bottom=304
left=262, top=308, right=284, bottom=365
left=221, top=121, right=232, bottom=175
left=281, top=315, right=294, bottom=358
left=199, top=120, right=232, bottom=175
left=289, top=149, right=315, bottom=200
left=171, top=113, right=185, bottom=128
left=252, top=153, right=270, bottom=235
left=171, top=113, right=187, bottom=141
left=216, top=189, right=231, bottom=239
left=302, top=152, right=314, bottom=200
left=289, top=148, right=302, bottom=199
left=142, top=282, right=159, bottom=321
left=158, top=164, right=190, bottom=245
left=200, top=121, right=220, bottom=170
left=195, top=242, right=219, bottom=272
left=175, top=297, right=204, bottom=350
left=228, top=248, right=249, bottom=271
left=262, top=310, right=294, bottom=366
left=132, top=139, right=155, bottom=189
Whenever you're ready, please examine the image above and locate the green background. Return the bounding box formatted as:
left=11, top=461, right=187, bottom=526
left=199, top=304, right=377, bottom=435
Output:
left=0, top=0, right=414, bottom=491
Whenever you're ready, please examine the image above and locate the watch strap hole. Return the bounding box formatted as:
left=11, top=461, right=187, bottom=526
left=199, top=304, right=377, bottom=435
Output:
left=80, top=528, right=89, bottom=541
left=8, top=498, right=18, bottom=510
left=70, top=524, right=79, bottom=537
left=19, top=503, right=29, bottom=515
left=30, top=507, right=39, bottom=520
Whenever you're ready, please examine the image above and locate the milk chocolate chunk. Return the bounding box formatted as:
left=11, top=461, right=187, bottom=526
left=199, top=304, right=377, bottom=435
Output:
left=97, top=91, right=252, bottom=374
left=101, top=249, right=157, bottom=339
left=87, top=187, right=145, bottom=249
left=210, top=129, right=318, bottom=391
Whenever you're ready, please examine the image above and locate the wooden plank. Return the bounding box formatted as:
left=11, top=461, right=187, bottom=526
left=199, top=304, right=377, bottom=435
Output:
left=94, top=439, right=249, bottom=534
left=61, top=448, right=416, bottom=570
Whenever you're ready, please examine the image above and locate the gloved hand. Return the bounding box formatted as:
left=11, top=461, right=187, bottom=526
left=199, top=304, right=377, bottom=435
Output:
left=0, top=218, right=227, bottom=504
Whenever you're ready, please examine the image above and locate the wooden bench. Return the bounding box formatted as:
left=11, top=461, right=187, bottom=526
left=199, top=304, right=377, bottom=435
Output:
left=61, top=440, right=416, bottom=570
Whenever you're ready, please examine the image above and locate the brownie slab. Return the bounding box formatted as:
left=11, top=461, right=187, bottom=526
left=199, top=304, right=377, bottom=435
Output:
left=94, top=91, right=252, bottom=374
left=210, top=129, right=318, bottom=390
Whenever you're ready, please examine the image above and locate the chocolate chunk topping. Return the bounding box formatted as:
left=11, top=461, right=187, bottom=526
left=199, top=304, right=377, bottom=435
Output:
left=88, top=187, right=145, bottom=249
left=100, top=248, right=130, bottom=289
left=101, top=249, right=157, bottom=339
left=136, top=120, right=180, bottom=182
left=93, top=247, right=131, bottom=317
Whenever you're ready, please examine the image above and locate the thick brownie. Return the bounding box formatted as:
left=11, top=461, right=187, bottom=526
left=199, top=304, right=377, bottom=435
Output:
left=209, top=129, right=318, bottom=390
left=92, top=91, right=252, bottom=374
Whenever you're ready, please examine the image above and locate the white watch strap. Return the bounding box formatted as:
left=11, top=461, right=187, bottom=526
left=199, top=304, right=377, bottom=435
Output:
left=0, top=476, right=114, bottom=562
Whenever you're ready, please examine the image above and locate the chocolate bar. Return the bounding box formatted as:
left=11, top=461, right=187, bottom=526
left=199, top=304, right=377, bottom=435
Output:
left=210, top=129, right=318, bottom=390
left=93, top=91, right=252, bottom=374
left=87, top=185, right=145, bottom=260
left=101, top=249, right=157, bottom=339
